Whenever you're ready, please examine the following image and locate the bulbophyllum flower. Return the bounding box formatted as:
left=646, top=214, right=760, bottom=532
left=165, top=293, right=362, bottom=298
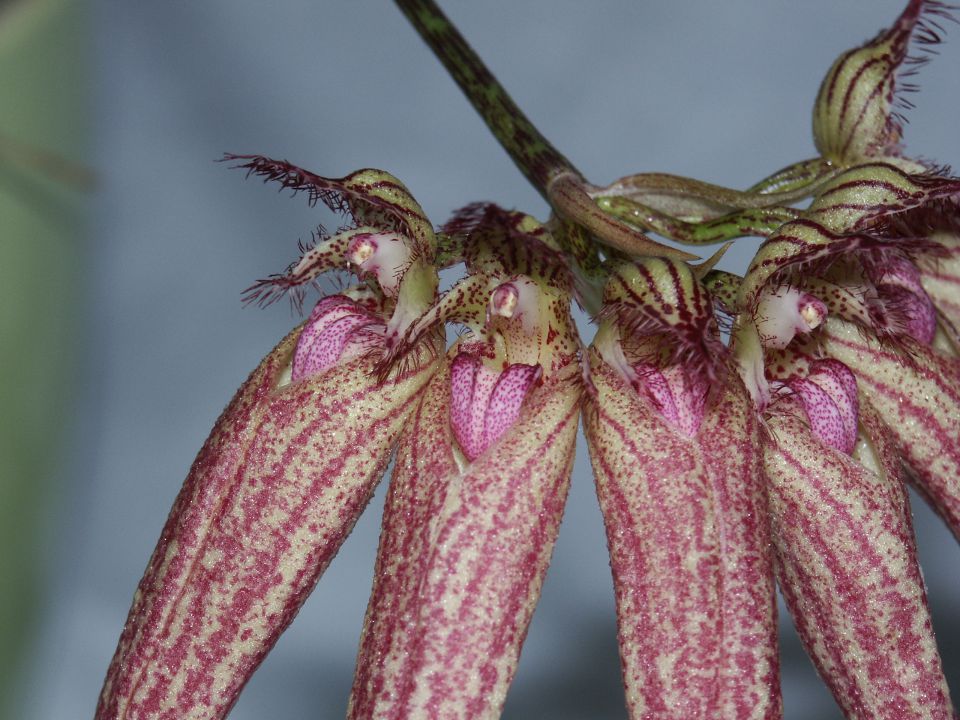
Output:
left=725, top=171, right=960, bottom=717
left=734, top=285, right=955, bottom=717
left=584, top=258, right=781, bottom=719
left=95, top=164, right=446, bottom=719
left=735, top=159, right=960, bottom=547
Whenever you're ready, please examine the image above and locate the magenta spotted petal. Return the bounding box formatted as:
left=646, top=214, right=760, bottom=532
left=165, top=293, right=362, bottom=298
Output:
left=449, top=349, right=541, bottom=461
left=291, top=296, right=385, bottom=381
left=785, top=358, right=859, bottom=454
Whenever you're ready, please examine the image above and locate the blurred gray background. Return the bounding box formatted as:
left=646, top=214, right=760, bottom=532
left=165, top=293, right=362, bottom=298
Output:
left=3, top=1, right=958, bottom=718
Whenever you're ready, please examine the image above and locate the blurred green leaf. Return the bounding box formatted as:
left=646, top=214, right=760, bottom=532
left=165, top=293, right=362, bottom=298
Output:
left=0, top=0, right=87, bottom=717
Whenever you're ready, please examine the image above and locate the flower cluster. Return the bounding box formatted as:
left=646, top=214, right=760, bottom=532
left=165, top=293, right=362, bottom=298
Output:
left=96, top=1, right=959, bottom=718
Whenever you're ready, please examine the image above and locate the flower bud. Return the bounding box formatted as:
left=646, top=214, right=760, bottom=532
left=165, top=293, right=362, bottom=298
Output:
left=812, top=1, right=943, bottom=165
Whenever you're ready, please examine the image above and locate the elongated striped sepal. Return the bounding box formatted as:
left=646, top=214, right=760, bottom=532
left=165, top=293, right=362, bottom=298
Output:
left=857, top=396, right=915, bottom=527
left=765, top=410, right=954, bottom=719
left=823, top=317, right=960, bottom=540
left=95, top=318, right=440, bottom=720
left=348, top=361, right=581, bottom=720
left=812, top=0, right=954, bottom=164
left=584, top=354, right=781, bottom=720
left=806, top=163, right=960, bottom=234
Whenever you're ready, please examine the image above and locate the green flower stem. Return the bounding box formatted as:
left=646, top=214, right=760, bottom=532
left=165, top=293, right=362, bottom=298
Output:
left=745, top=157, right=836, bottom=195
left=596, top=196, right=798, bottom=245
left=394, top=0, right=580, bottom=199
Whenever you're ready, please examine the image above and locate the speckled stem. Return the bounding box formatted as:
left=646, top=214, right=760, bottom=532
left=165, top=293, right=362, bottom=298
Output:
left=595, top=196, right=797, bottom=245
left=584, top=354, right=781, bottom=720
left=348, top=361, right=581, bottom=720
left=95, top=327, right=439, bottom=720
left=394, top=0, right=578, bottom=198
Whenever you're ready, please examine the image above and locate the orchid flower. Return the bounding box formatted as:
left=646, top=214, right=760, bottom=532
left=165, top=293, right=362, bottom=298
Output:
left=585, top=257, right=781, bottom=718
left=97, top=1, right=960, bottom=718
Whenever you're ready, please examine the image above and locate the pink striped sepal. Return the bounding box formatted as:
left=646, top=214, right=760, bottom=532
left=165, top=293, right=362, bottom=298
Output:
left=921, top=231, right=960, bottom=350
left=347, top=358, right=581, bottom=720
left=583, top=352, right=781, bottom=720
left=823, top=317, right=960, bottom=540
left=764, top=392, right=955, bottom=718
left=95, top=294, right=441, bottom=720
